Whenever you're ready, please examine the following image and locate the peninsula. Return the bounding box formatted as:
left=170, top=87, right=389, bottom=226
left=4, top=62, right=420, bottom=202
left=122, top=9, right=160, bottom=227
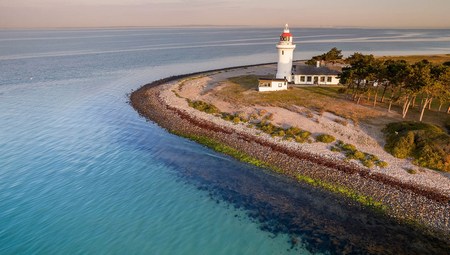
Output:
left=130, top=26, right=450, bottom=239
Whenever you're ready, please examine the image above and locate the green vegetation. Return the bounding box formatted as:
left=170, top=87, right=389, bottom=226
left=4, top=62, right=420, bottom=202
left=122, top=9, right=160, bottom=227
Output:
left=215, top=76, right=384, bottom=125
left=406, top=168, right=418, bottom=174
left=187, top=100, right=220, bottom=114
left=170, top=130, right=387, bottom=212
left=228, top=75, right=259, bottom=90
left=341, top=53, right=450, bottom=122
left=383, top=121, right=450, bottom=172
left=316, top=134, right=336, bottom=143
left=295, top=174, right=386, bottom=211
left=172, top=132, right=272, bottom=169
left=378, top=54, right=450, bottom=64
left=334, top=140, right=388, bottom=168
left=306, top=47, right=344, bottom=66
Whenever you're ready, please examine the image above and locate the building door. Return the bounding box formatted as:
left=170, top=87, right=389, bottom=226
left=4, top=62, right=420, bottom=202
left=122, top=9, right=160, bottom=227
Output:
left=313, top=76, right=318, bottom=85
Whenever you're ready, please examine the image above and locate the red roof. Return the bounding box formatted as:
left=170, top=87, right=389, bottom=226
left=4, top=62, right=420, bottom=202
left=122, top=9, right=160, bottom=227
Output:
left=281, top=32, right=292, bottom=37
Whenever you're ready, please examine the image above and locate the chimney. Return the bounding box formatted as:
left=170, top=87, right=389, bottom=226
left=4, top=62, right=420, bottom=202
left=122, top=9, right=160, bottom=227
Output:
left=316, top=60, right=320, bottom=68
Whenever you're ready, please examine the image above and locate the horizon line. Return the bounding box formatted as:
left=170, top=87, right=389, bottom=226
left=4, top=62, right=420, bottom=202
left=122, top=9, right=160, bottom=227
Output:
left=1, top=24, right=450, bottom=30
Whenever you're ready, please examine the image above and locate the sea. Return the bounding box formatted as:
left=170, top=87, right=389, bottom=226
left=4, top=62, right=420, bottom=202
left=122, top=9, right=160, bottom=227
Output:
left=1, top=27, right=449, bottom=254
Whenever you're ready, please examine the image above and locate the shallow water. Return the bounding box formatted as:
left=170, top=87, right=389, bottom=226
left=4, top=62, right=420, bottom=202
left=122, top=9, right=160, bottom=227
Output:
left=1, top=27, right=449, bottom=254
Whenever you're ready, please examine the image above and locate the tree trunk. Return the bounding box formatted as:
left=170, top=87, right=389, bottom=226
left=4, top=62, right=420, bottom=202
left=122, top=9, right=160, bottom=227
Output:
left=438, top=102, right=443, bottom=111
left=402, top=96, right=412, bottom=119
left=381, top=84, right=389, bottom=103
left=428, top=98, right=432, bottom=110
left=447, top=105, right=450, bottom=114
left=356, top=94, right=362, bottom=104
left=373, top=90, right=378, bottom=107
left=419, top=97, right=432, bottom=122
left=388, top=99, right=393, bottom=112
left=411, top=95, right=416, bottom=108
left=352, top=81, right=361, bottom=101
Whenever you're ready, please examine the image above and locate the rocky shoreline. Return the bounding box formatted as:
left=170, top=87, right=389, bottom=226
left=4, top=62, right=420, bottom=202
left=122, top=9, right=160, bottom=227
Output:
left=130, top=68, right=450, bottom=239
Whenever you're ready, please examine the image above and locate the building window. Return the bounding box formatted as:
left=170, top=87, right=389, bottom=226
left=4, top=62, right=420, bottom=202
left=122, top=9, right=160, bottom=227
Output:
left=279, top=83, right=283, bottom=87
left=306, top=76, right=312, bottom=82
left=327, top=77, right=332, bottom=82
left=320, top=76, right=325, bottom=82
left=300, top=76, right=305, bottom=82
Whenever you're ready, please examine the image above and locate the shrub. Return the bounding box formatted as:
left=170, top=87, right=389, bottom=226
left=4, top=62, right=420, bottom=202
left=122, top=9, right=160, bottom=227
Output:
left=294, top=132, right=311, bottom=143
left=221, top=112, right=233, bottom=121
left=330, top=146, right=341, bottom=152
left=362, top=159, right=374, bottom=168
left=366, top=154, right=379, bottom=162
left=383, top=121, right=450, bottom=172
left=375, top=161, right=388, bottom=168
left=232, top=116, right=241, bottom=124
left=341, top=143, right=357, bottom=153
left=299, top=130, right=311, bottom=139
left=390, top=131, right=415, bottom=159
left=286, top=126, right=302, bottom=137
left=316, top=134, right=336, bottom=143
left=353, top=151, right=366, bottom=160
left=188, top=100, right=220, bottom=114
left=406, top=168, right=418, bottom=174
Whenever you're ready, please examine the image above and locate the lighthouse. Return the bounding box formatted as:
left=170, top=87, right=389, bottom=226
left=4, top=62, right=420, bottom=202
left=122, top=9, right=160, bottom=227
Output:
left=275, top=24, right=296, bottom=82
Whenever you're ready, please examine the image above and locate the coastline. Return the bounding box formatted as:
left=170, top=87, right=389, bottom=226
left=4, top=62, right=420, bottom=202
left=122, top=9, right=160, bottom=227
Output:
left=130, top=64, right=450, bottom=238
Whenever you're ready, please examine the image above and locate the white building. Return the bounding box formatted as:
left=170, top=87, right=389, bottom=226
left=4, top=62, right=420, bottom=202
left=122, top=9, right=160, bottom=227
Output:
left=258, top=24, right=341, bottom=91
left=292, top=62, right=341, bottom=85
left=275, top=24, right=296, bottom=82
left=258, top=78, right=287, bottom=92
left=258, top=24, right=294, bottom=92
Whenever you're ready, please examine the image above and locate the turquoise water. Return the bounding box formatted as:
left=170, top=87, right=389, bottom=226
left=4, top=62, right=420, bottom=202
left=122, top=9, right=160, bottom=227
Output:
left=1, top=28, right=449, bottom=254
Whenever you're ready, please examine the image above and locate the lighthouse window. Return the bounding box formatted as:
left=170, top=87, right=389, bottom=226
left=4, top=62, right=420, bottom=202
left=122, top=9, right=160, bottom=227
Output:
left=282, top=50, right=284, bottom=55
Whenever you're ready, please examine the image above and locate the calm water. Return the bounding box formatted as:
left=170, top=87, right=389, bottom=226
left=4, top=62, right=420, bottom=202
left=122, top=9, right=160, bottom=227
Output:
left=1, top=27, right=449, bottom=254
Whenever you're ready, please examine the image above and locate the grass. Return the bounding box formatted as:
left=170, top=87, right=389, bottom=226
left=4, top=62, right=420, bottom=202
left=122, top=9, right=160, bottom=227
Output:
left=214, top=75, right=386, bottom=124
left=171, top=130, right=387, bottom=212
left=383, top=122, right=450, bottom=172
left=215, top=75, right=449, bottom=129
left=377, top=54, right=450, bottom=64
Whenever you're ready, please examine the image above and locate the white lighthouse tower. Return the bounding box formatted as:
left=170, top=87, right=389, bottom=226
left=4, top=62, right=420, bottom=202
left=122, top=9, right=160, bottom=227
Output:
left=275, top=24, right=296, bottom=82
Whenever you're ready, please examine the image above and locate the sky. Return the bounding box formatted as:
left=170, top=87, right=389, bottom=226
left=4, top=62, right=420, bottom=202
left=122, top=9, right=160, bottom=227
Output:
left=1, top=0, right=450, bottom=29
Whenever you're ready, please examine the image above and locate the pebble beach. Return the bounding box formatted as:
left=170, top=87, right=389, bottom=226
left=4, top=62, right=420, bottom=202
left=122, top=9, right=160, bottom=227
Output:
left=130, top=65, right=450, bottom=238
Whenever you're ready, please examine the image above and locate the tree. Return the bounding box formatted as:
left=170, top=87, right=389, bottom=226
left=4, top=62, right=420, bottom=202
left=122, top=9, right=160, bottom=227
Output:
left=434, top=67, right=450, bottom=112
left=367, top=59, right=386, bottom=107
left=306, top=47, right=343, bottom=66
left=417, top=64, right=445, bottom=121
left=341, top=53, right=377, bottom=104
left=383, top=60, right=410, bottom=112
left=402, top=60, right=431, bottom=119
